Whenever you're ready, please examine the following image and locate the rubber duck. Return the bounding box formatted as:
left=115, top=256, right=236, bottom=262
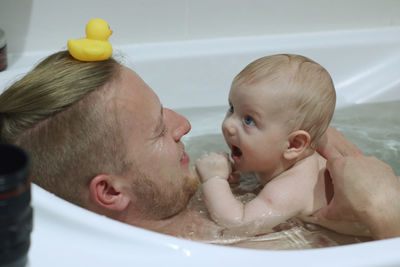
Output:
left=68, top=18, right=113, bottom=61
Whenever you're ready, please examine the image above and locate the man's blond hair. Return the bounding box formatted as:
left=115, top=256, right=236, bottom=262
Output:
left=232, top=54, right=336, bottom=148
left=0, top=51, right=129, bottom=206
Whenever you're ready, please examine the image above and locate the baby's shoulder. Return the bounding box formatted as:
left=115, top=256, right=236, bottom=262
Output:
left=286, top=152, right=323, bottom=178
left=298, top=152, right=327, bottom=175
left=264, top=152, right=325, bottom=191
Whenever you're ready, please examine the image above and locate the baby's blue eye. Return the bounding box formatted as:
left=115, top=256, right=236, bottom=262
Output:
left=228, top=105, right=234, bottom=113
left=244, top=115, right=255, bottom=126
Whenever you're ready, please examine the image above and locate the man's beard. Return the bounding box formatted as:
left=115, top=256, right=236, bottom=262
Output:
left=131, top=172, right=199, bottom=220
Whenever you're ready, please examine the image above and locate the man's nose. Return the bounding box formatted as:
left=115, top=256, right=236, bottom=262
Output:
left=165, top=108, right=191, bottom=142
left=222, top=117, right=236, bottom=136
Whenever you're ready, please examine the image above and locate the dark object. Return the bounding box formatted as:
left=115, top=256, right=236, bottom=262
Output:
left=0, top=144, right=32, bottom=267
left=0, top=28, right=7, bottom=71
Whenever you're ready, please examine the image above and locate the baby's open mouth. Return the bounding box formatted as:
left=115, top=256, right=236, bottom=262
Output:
left=231, top=145, right=242, bottom=158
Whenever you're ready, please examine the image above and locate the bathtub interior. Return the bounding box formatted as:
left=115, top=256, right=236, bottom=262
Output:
left=1, top=27, right=400, bottom=266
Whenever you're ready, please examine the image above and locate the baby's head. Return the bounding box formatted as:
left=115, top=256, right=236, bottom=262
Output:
left=222, top=54, right=335, bottom=178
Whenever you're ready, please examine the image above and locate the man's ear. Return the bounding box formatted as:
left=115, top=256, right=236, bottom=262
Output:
left=89, top=174, right=130, bottom=211
left=283, top=130, right=311, bottom=161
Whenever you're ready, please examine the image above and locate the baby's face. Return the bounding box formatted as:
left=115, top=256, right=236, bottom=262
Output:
left=222, top=80, right=292, bottom=179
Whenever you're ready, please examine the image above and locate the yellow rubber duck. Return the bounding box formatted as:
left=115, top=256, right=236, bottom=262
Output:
left=68, top=18, right=113, bottom=61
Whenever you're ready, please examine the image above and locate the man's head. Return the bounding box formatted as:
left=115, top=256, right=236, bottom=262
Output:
left=0, top=51, right=198, bottom=224
left=98, top=66, right=198, bottom=220
left=222, top=54, right=336, bottom=178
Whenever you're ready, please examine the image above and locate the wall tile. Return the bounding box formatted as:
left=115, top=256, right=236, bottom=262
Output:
left=187, top=0, right=400, bottom=39
left=1, top=0, right=400, bottom=55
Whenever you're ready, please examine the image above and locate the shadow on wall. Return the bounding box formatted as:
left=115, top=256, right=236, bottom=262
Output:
left=0, top=0, right=33, bottom=67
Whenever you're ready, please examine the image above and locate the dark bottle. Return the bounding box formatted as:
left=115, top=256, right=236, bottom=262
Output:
left=0, top=144, right=32, bottom=267
left=0, top=28, right=7, bottom=71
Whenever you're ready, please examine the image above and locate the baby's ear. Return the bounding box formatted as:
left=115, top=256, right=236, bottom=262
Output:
left=283, top=130, right=311, bottom=161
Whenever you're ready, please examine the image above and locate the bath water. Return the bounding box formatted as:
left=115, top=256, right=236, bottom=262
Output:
left=179, top=100, right=400, bottom=249
left=181, top=101, right=400, bottom=176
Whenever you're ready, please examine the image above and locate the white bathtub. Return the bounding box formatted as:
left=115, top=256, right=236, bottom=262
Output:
left=1, top=27, right=400, bottom=266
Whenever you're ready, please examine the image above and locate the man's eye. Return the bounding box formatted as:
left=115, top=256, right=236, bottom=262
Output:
left=228, top=105, right=234, bottom=113
left=159, top=126, right=167, bottom=137
left=244, top=115, right=255, bottom=126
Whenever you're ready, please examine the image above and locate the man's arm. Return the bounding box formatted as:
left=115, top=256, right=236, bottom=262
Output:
left=317, top=126, right=362, bottom=158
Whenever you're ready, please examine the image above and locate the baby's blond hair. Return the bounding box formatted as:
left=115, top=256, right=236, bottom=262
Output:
left=232, top=54, right=336, bottom=148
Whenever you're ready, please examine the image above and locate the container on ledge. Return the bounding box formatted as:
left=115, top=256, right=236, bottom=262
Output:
left=0, top=28, right=8, bottom=72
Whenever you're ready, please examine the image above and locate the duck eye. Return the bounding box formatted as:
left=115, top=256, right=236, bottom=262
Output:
left=244, top=115, right=255, bottom=126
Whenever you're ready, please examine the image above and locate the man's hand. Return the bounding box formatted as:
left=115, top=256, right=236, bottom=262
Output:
left=319, top=156, right=391, bottom=220
left=317, top=127, right=362, bottom=158
left=316, top=127, right=400, bottom=239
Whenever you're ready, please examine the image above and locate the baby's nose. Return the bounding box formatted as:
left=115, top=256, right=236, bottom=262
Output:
left=222, top=118, right=236, bottom=136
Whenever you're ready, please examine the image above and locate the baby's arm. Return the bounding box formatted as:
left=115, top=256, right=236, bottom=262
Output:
left=196, top=153, right=305, bottom=229
left=196, top=153, right=244, bottom=226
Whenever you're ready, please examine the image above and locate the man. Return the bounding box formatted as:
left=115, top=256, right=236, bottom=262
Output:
left=0, top=51, right=222, bottom=240
left=1, top=51, right=398, bottom=242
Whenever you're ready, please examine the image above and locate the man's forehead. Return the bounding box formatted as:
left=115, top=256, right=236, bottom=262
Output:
left=120, top=66, right=145, bottom=91
left=111, top=67, right=163, bottom=128
left=113, top=67, right=157, bottom=102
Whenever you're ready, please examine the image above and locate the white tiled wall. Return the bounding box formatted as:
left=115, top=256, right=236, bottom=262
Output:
left=1, top=0, right=400, bottom=55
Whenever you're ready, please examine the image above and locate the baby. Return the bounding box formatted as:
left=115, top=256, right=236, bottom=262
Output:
left=196, top=54, right=369, bottom=236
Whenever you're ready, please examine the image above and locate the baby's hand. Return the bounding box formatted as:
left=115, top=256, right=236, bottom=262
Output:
left=195, top=152, right=231, bottom=183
